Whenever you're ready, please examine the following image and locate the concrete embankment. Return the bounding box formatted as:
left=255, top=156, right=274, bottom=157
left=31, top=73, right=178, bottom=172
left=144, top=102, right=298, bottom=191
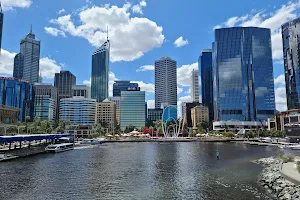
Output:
left=255, top=157, right=300, bottom=200
left=101, top=137, right=236, bottom=143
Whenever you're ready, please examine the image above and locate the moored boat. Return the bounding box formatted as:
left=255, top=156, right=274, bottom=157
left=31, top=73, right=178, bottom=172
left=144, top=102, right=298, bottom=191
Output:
left=45, top=143, right=74, bottom=153
left=80, top=139, right=101, bottom=145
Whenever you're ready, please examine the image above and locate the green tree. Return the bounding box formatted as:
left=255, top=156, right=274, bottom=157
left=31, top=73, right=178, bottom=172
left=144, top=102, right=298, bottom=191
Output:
left=124, top=125, right=136, bottom=133
left=145, top=120, right=154, bottom=128
left=95, top=124, right=104, bottom=135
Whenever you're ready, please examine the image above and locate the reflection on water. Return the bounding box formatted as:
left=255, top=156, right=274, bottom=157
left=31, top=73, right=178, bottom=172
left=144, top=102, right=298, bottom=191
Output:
left=0, top=142, right=277, bottom=200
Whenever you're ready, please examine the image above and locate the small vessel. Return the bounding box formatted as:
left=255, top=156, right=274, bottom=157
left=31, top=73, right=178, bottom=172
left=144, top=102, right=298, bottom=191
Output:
left=45, top=143, right=74, bottom=153
left=80, top=139, right=101, bottom=145
left=291, top=145, right=300, bottom=150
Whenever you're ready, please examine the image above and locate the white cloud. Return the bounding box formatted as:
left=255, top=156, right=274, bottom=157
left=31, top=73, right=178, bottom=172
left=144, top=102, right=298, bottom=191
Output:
left=46, top=3, right=164, bottom=62
left=2, top=0, right=32, bottom=11
left=83, top=79, right=91, bottom=86
left=147, top=99, right=154, bottom=109
left=177, top=87, right=183, bottom=95
left=0, top=49, right=62, bottom=79
left=58, top=8, right=65, bottom=14
left=275, top=87, right=287, bottom=111
left=0, top=49, right=16, bottom=75
left=174, top=36, right=188, bottom=48
left=39, top=57, right=63, bottom=79
left=44, top=27, right=66, bottom=37
left=179, top=95, right=192, bottom=102
left=274, top=74, right=285, bottom=86
left=132, top=0, right=147, bottom=14
left=136, top=65, right=154, bottom=72
left=214, top=1, right=300, bottom=60
left=274, top=59, right=284, bottom=65
left=177, top=62, right=198, bottom=86
left=132, top=81, right=154, bottom=93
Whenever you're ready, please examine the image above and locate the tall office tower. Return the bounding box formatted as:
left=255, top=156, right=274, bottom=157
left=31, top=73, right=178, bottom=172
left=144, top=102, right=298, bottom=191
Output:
left=191, top=69, right=199, bottom=102
left=0, top=3, right=3, bottom=56
left=120, top=91, right=145, bottom=131
left=20, top=26, right=41, bottom=84
left=282, top=17, right=300, bottom=110
left=13, top=53, right=24, bottom=79
left=33, top=84, right=57, bottom=126
left=91, top=40, right=110, bottom=102
left=213, top=27, right=275, bottom=122
left=199, top=49, right=213, bottom=122
left=113, top=80, right=139, bottom=96
left=54, top=71, right=76, bottom=119
left=155, top=57, right=177, bottom=108
left=54, top=71, right=76, bottom=99
left=72, top=85, right=91, bottom=98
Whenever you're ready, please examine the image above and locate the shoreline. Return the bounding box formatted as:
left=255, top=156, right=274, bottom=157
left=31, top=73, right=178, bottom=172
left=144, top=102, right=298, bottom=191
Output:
left=254, top=157, right=300, bottom=199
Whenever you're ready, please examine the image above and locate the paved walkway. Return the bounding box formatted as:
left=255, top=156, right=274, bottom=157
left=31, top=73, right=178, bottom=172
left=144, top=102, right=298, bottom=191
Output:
left=281, top=162, right=300, bottom=185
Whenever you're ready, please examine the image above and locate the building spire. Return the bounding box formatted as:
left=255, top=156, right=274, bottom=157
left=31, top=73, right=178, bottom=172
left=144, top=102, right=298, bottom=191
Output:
left=107, top=26, right=109, bottom=41
left=30, top=24, right=32, bottom=33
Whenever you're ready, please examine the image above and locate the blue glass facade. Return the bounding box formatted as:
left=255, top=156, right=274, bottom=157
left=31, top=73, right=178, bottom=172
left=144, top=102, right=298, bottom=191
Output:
left=282, top=17, right=300, bottom=110
left=163, top=105, right=177, bottom=122
left=113, top=80, right=139, bottom=97
left=213, top=27, right=275, bottom=122
left=13, top=53, right=24, bottom=79
left=199, top=50, right=214, bottom=122
left=120, top=91, right=145, bottom=130
left=0, top=77, right=33, bottom=122
left=91, top=40, right=110, bottom=102
left=0, top=4, right=3, bottom=54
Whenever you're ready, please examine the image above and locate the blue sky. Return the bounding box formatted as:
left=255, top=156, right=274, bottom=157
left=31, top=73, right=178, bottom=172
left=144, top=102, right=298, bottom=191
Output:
left=0, top=0, right=299, bottom=112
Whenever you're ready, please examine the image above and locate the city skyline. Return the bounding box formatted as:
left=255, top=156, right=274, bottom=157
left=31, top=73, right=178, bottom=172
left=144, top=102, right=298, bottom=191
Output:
left=0, top=0, right=299, bottom=114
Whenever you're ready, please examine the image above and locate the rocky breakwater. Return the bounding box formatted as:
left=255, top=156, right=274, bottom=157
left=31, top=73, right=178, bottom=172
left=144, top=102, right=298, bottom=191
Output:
left=254, top=157, right=300, bottom=200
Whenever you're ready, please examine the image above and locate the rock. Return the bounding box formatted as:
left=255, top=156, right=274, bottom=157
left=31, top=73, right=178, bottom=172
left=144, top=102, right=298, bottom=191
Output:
left=284, top=193, right=291, bottom=199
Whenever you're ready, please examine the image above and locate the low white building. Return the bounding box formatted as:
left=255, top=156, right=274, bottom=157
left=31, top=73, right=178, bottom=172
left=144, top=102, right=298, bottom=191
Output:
left=213, top=121, right=267, bottom=131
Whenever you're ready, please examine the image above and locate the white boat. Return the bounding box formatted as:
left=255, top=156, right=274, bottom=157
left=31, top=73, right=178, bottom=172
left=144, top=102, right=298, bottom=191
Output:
left=291, top=145, right=300, bottom=150
left=80, top=139, right=101, bottom=145
left=45, top=143, right=74, bottom=153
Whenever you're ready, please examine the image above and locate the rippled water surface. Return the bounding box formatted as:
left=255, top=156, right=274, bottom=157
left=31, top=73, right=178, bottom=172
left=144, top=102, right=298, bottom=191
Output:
left=0, top=142, right=278, bottom=200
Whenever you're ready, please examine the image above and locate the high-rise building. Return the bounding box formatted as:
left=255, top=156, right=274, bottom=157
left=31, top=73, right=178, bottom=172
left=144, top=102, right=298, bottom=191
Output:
left=148, top=108, right=163, bottom=122
left=96, top=99, right=116, bottom=133
left=19, top=26, right=41, bottom=84
left=54, top=71, right=76, bottom=119
left=213, top=27, right=275, bottom=122
left=113, top=80, right=139, bottom=97
left=72, top=85, right=91, bottom=98
left=60, top=97, right=96, bottom=125
left=0, top=77, right=32, bottom=122
left=282, top=17, right=300, bottom=110
left=199, top=49, right=213, bottom=122
left=91, top=40, right=110, bottom=102
left=120, top=91, right=145, bottom=131
left=184, top=102, right=201, bottom=127
left=191, top=105, right=209, bottom=130
left=0, top=3, right=3, bottom=56
left=109, top=96, right=121, bottom=125
left=155, top=57, right=177, bottom=108
left=13, top=53, right=24, bottom=79
left=33, top=84, right=57, bottom=126
left=191, top=69, right=199, bottom=102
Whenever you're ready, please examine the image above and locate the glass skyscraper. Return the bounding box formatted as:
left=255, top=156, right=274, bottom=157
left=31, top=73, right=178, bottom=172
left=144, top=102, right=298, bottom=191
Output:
left=19, top=27, right=41, bottom=84
left=91, top=40, right=110, bottom=102
left=282, top=17, right=300, bottom=110
left=0, top=3, right=3, bottom=56
left=120, top=91, right=145, bottom=131
left=0, top=77, right=33, bottom=122
left=13, top=53, right=24, bottom=79
left=213, top=27, right=275, bottom=122
left=113, top=80, right=139, bottom=96
left=199, top=49, right=213, bottom=122
left=33, top=84, right=57, bottom=126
